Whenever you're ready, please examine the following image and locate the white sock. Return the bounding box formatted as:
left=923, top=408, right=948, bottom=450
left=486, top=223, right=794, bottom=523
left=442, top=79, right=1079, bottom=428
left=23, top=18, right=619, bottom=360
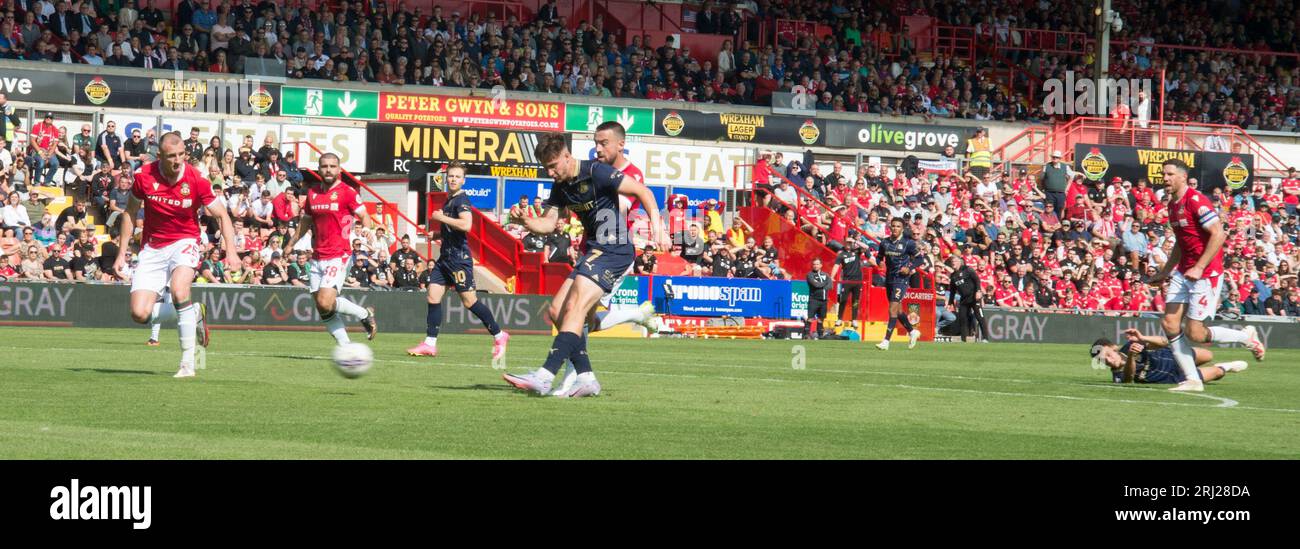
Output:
left=534, top=368, right=556, bottom=382
left=560, top=361, right=575, bottom=380
left=1167, top=333, right=1201, bottom=382
left=149, top=323, right=162, bottom=341
left=495, top=331, right=508, bottom=340
left=177, top=304, right=197, bottom=365
left=423, top=336, right=437, bottom=346
left=1208, top=326, right=1250, bottom=344
left=150, top=302, right=178, bottom=325
left=326, top=313, right=350, bottom=344
left=334, top=296, right=369, bottom=321
left=598, top=307, right=646, bottom=330
left=577, top=371, right=597, bottom=382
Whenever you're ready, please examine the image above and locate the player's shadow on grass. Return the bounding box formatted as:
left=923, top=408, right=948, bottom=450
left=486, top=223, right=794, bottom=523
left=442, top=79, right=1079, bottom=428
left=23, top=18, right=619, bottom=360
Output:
left=429, top=384, right=515, bottom=392
left=66, top=368, right=159, bottom=376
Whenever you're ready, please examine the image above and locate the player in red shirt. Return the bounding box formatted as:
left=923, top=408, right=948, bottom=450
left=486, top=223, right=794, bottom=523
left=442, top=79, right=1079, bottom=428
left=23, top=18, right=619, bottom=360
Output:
left=114, top=132, right=239, bottom=378
left=283, top=153, right=377, bottom=347
left=1147, top=159, right=1265, bottom=391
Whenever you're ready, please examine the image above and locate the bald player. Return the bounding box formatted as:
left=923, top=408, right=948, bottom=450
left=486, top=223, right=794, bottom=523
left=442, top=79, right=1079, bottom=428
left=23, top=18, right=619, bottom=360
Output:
left=115, top=132, right=239, bottom=378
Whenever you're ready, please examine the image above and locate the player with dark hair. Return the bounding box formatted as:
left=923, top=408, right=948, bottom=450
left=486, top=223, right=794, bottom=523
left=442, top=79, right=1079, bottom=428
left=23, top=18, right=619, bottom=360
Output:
left=503, top=134, right=668, bottom=397
left=283, top=152, right=378, bottom=347
left=1146, top=158, right=1264, bottom=391
left=1090, top=328, right=1247, bottom=385
left=406, top=161, right=509, bottom=359
left=114, top=132, right=239, bottom=378
left=873, top=217, right=922, bottom=350
left=549, top=121, right=658, bottom=395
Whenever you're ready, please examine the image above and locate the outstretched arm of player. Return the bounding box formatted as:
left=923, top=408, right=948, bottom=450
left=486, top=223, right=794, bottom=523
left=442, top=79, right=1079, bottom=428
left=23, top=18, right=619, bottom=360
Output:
left=112, top=195, right=142, bottom=275
left=283, top=211, right=314, bottom=254
left=1123, top=327, right=1169, bottom=349
left=523, top=205, right=560, bottom=235
left=205, top=200, right=242, bottom=271
left=1184, top=218, right=1226, bottom=281
left=618, top=175, right=669, bottom=251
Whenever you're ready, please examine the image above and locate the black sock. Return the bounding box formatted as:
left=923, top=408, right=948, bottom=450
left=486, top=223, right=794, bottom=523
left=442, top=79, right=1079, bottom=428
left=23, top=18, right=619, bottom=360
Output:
left=541, top=331, right=581, bottom=375
left=886, top=317, right=897, bottom=336
left=468, top=301, right=501, bottom=335
left=426, top=303, right=441, bottom=338
left=571, top=331, right=593, bottom=374
left=898, top=314, right=914, bottom=332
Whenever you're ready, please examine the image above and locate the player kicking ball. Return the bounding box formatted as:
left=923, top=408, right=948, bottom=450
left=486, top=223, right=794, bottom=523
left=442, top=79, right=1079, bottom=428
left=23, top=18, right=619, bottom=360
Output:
left=1090, top=328, right=1248, bottom=385
left=1146, top=159, right=1264, bottom=392
left=283, top=153, right=377, bottom=348
left=551, top=121, right=658, bottom=395
left=406, top=162, right=509, bottom=359
left=114, top=132, right=239, bottom=378
left=873, top=217, right=922, bottom=350
left=503, top=134, right=668, bottom=398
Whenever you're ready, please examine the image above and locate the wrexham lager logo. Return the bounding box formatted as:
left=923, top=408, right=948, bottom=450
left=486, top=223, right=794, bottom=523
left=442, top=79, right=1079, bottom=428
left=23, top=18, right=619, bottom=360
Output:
left=248, top=86, right=274, bottom=114
left=1223, top=156, right=1250, bottom=190
left=84, top=76, right=112, bottom=105
left=798, top=120, right=820, bottom=145
left=1080, top=147, right=1109, bottom=181
left=661, top=111, right=685, bottom=137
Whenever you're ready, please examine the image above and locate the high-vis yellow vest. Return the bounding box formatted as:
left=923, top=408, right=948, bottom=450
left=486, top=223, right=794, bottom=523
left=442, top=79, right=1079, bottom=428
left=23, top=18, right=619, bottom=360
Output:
left=967, top=136, right=991, bottom=169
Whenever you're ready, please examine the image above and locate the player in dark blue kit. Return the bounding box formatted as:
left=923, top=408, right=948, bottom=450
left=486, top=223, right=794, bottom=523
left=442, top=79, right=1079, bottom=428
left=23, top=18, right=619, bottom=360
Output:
left=503, top=134, right=668, bottom=398
left=406, top=162, right=509, bottom=360
left=872, top=217, right=922, bottom=350
left=1090, top=328, right=1247, bottom=384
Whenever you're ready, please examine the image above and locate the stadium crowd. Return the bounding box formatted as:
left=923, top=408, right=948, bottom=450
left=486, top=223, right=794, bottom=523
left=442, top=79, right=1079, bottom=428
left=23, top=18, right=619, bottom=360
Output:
left=0, top=1, right=1295, bottom=127
left=0, top=117, right=466, bottom=291
left=2, top=1, right=1299, bottom=316
left=745, top=149, right=1300, bottom=317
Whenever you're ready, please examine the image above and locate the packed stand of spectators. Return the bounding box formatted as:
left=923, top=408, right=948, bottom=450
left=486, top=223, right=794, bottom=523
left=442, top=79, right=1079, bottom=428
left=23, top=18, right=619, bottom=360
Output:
left=0, top=116, right=453, bottom=291
left=896, top=0, right=1300, bottom=129
left=751, top=149, right=1300, bottom=316
left=1, top=1, right=1295, bottom=126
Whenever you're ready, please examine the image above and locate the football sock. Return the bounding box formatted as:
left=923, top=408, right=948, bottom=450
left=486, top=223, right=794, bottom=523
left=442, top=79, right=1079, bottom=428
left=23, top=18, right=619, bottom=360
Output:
left=468, top=301, right=501, bottom=336
left=598, top=308, right=646, bottom=330
left=334, top=296, right=369, bottom=321
left=886, top=317, right=898, bottom=337
left=150, top=302, right=177, bottom=325
left=898, top=314, right=914, bottom=332
left=176, top=303, right=197, bottom=365
left=541, top=331, right=581, bottom=375
left=149, top=322, right=162, bottom=341
left=323, top=311, right=350, bottom=344
left=1208, top=326, right=1250, bottom=344
left=571, top=332, right=593, bottom=375
left=1167, top=332, right=1201, bottom=382
left=425, top=303, right=442, bottom=338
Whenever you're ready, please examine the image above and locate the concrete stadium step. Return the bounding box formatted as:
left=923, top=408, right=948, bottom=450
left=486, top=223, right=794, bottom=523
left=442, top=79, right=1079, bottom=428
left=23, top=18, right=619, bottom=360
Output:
left=474, top=265, right=508, bottom=294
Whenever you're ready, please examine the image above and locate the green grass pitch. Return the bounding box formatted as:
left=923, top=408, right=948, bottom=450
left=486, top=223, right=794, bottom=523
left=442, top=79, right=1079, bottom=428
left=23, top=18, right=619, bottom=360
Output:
left=0, top=327, right=1296, bottom=459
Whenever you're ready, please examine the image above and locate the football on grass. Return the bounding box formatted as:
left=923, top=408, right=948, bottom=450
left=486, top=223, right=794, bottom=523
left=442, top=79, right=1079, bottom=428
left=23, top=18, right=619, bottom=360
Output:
left=331, top=343, right=373, bottom=379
